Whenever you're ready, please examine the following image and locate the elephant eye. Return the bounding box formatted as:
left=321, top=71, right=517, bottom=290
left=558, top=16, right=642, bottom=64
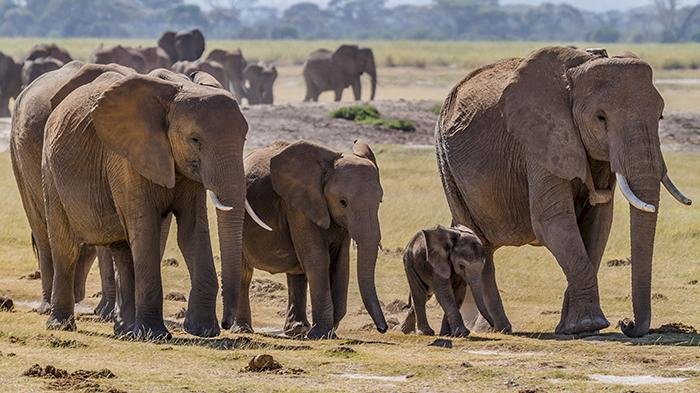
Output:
left=340, top=199, right=348, bottom=208
left=596, top=112, right=607, bottom=124
left=190, top=137, right=200, bottom=144
left=659, top=114, right=664, bottom=120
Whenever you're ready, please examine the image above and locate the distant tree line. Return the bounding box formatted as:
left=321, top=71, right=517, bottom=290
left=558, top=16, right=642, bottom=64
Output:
left=2, top=0, right=700, bottom=43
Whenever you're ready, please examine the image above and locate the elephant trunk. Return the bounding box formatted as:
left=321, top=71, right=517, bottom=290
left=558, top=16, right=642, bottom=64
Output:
left=351, top=210, right=387, bottom=333
left=367, top=66, right=377, bottom=101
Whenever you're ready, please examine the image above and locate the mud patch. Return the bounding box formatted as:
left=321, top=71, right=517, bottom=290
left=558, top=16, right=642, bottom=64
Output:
left=20, top=270, right=41, bottom=280
left=241, top=354, right=305, bottom=375
left=588, top=374, right=687, bottom=385
left=384, top=299, right=409, bottom=314
left=649, top=322, right=697, bottom=335
left=23, top=364, right=118, bottom=392
left=164, top=292, right=186, bottom=302
left=38, top=334, right=88, bottom=349
left=0, top=296, right=13, bottom=311
left=251, top=278, right=286, bottom=293
left=250, top=278, right=287, bottom=308
left=606, top=258, right=631, bottom=267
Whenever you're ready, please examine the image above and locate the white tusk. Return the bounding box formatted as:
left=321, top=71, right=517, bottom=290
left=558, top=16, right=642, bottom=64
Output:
left=207, top=190, right=233, bottom=211
left=245, top=198, right=272, bottom=231
left=662, top=173, right=692, bottom=206
left=615, top=173, right=656, bottom=213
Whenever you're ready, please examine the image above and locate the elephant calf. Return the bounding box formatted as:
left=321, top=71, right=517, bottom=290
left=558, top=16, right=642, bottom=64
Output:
left=400, top=225, right=493, bottom=337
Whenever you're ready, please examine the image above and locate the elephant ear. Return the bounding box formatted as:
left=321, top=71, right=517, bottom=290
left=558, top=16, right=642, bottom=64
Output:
left=421, top=227, right=453, bottom=280
left=502, top=46, right=594, bottom=182
left=191, top=29, right=205, bottom=59
left=352, top=139, right=377, bottom=166
left=91, top=74, right=180, bottom=188
left=270, top=141, right=341, bottom=229
left=333, top=45, right=361, bottom=76
left=51, top=63, right=133, bottom=108
left=158, top=31, right=177, bottom=62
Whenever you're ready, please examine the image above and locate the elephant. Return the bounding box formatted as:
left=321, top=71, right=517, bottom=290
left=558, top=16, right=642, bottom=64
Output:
left=302, top=45, right=377, bottom=102
left=205, top=49, right=247, bottom=102
left=25, top=43, right=73, bottom=64
left=37, top=64, right=270, bottom=339
left=400, top=225, right=493, bottom=337
left=21, top=57, right=64, bottom=89
left=172, top=60, right=228, bottom=92
left=134, top=46, right=173, bottom=72
left=235, top=140, right=388, bottom=339
left=158, top=29, right=205, bottom=63
left=243, top=62, right=277, bottom=105
left=435, top=46, right=691, bottom=337
left=0, top=51, right=22, bottom=117
left=89, top=45, right=148, bottom=73
left=11, top=61, right=135, bottom=319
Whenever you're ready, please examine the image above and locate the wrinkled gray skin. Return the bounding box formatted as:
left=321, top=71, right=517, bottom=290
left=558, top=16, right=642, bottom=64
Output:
left=303, top=45, right=377, bottom=102
left=206, top=49, right=247, bottom=102
left=39, top=66, right=250, bottom=340
left=25, top=43, right=73, bottom=64
left=172, top=60, right=228, bottom=91
left=400, top=225, right=493, bottom=337
left=244, top=62, right=277, bottom=105
left=89, top=45, right=148, bottom=73
left=11, top=61, right=133, bottom=319
left=158, top=29, right=205, bottom=63
left=0, top=51, right=22, bottom=117
left=21, top=57, right=63, bottom=90
left=237, top=140, right=387, bottom=339
left=436, top=46, right=691, bottom=337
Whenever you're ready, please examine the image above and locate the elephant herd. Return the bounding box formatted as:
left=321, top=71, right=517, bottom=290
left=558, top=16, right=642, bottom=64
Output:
left=4, top=44, right=693, bottom=341
left=1, top=30, right=379, bottom=116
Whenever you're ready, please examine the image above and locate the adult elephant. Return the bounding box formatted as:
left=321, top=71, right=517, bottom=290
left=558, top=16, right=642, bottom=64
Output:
left=206, top=49, right=247, bottom=101
left=243, top=62, right=277, bottom=105
left=0, top=51, right=22, bottom=117
left=302, top=45, right=376, bottom=102
left=89, top=45, right=147, bottom=73
left=236, top=140, right=387, bottom=339
left=25, top=43, right=73, bottom=64
left=435, top=46, right=691, bottom=337
left=158, top=29, right=205, bottom=63
left=134, top=46, right=173, bottom=72
left=172, top=60, right=228, bottom=91
left=21, top=57, right=63, bottom=89
left=39, top=65, right=269, bottom=339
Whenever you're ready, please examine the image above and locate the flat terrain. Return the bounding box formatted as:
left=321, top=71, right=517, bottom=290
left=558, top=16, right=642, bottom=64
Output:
left=0, top=40, right=699, bottom=392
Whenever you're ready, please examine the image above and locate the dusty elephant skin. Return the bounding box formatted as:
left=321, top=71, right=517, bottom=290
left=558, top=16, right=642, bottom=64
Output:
left=36, top=64, right=254, bottom=340
left=400, top=225, right=492, bottom=337
left=234, top=140, right=387, bottom=339
left=302, top=44, right=377, bottom=102
left=435, top=46, right=692, bottom=337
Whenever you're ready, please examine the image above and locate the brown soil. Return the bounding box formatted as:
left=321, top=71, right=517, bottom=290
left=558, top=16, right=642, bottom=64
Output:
left=250, top=278, right=287, bottom=309
left=23, top=364, right=117, bottom=392
left=242, top=354, right=305, bottom=375
left=164, top=292, right=187, bottom=302
left=649, top=322, right=697, bottom=334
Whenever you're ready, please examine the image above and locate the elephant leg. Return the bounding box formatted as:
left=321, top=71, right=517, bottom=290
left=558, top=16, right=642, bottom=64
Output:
left=400, top=295, right=416, bottom=334
left=94, top=247, right=116, bottom=321
left=479, top=250, right=511, bottom=332
left=351, top=77, right=361, bottom=101
left=441, top=279, right=468, bottom=336
left=174, top=194, right=219, bottom=338
left=528, top=165, right=609, bottom=335
left=330, top=238, right=350, bottom=328
left=433, top=277, right=469, bottom=337
left=233, top=264, right=254, bottom=333
left=72, top=245, right=97, bottom=304
left=159, top=213, right=172, bottom=260
left=334, top=88, right=343, bottom=102
left=32, top=231, right=54, bottom=315
left=111, top=243, right=135, bottom=335
left=284, top=273, right=310, bottom=337
left=405, top=265, right=433, bottom=336
left=579, top=199, right=614, bottom=274
left=0, top=96, right=10, bottom=117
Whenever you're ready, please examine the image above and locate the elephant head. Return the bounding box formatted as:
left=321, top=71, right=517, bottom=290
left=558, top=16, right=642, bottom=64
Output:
left=157, top=31, right=178, bottom=63
left=270, top=140, right=387, bottom=332
left=89, top=45, right=147, bottom=74
left=243, top=62, right=277, bottom=105
left=175, top=29, right=206, bottom=62
left=502, top=46, right=691, bottom=337
left=206, top=49, right=247, bottom=101
left=172, top=60, right=228, bottom=92
left=21, top=57, right=63, bottom=89
left=25, top=43, right=73, bottom=64
left=332, top=45, right=377, bottom=100
left=0, top=51, right=22, bottom=116
left=136, top=46, right=173, bottom=71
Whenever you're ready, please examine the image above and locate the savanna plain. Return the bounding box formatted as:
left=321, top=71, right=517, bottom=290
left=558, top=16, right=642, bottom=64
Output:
left=0, top=39, right=699, bottom=392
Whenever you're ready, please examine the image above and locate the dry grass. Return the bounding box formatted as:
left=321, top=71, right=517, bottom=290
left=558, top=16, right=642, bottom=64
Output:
left=0, top=145, right=699, bottom=392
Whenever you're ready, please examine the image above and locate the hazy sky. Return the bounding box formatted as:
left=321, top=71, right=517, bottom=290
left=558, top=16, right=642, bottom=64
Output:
left=195, top=1, right=649, bottom=12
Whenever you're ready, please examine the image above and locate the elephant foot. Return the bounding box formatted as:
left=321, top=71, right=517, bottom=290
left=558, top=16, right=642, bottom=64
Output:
left=284, top=320, right=311, bottom=338
left=184, top=311, right=220, bottom=338
left=221, top=310, right=235, bottom=330
left=450, top=325, right=471, bottom=338
left=417, top=326, right=435, bottom=336
left=130, top=321, right=172, bottom=341
left=556, top=289, right=609, bottom=335
left=231, top=322, right=254, bottom=334
left=306, top=325, right=337, bottom=340
left=94, top=297, right=115, bottom=322
left=36, top=300, right=52, bottom=315
left=46, top=313, right=76, bottom=331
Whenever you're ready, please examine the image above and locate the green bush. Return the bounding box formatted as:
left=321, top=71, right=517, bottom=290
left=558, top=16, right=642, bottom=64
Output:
left=330, top=104, right=415, bottom=132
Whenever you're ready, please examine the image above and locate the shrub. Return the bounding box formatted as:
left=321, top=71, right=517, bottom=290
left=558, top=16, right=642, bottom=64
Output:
left=330, top=105, right=415, bottom=132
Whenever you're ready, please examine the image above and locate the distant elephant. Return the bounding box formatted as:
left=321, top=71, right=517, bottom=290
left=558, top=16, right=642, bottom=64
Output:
left=38, top=65, right=269, bottom=339
left=158, top=29, right=205, bottom=63
left=21, top=57, right=63, bottom=89
left=236, top=140, right=387, bottom=339
left=435, top=46, right=692, bottom=337
left=400, top=225, right=492, bottom=337
left=0, top=51, right=22, bottom=116
left=89, top=45, right=147, bottom=73
left=11, top=61, right=134, bottom=319
left=302, top=45, right=377, bottom=102
left=25, top=43, right=73, bottom=64
left=206, top=49, right=247, bottom=101
left=243, top=62, right=277, bottom=105
left=134, top=46, right=173, bottom=72
left=172, top=60, right=228, bottom=91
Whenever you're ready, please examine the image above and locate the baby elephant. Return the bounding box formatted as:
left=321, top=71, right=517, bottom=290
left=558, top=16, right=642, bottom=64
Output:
left=400, top=225, right=493, bottom=337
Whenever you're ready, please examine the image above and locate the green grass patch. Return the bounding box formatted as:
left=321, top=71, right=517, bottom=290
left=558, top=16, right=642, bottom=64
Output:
left=330, top=104, right=416, bottom=132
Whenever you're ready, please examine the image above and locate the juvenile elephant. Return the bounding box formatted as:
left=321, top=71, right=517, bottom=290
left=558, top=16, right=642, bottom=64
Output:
left=244, top=62, right=277, bottom=105
left=25, top=43, right=73, bottom=64
left=158, top=29, right=205, bottom=63
left=400, top=225, right=492, bottom=337
left=235, top=140, right=388, bottom=339
left=89, top=45, right=147, bottom=73
left=302, top=45, right=376, bottom=102
left=21, top=57, right=63, bottom=89
left=40, top=65, right=269, bottom=339
left=435, top=46, right=691, bottom=337
left=172, top=60, right=228, bottom=91
left=0, top=51, right=22, bottom=116
left=206, top=49, right=247, bottom=101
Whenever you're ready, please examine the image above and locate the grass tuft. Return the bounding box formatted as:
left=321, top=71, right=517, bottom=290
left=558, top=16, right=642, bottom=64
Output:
left=330, top=104, right=416, bottom=132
